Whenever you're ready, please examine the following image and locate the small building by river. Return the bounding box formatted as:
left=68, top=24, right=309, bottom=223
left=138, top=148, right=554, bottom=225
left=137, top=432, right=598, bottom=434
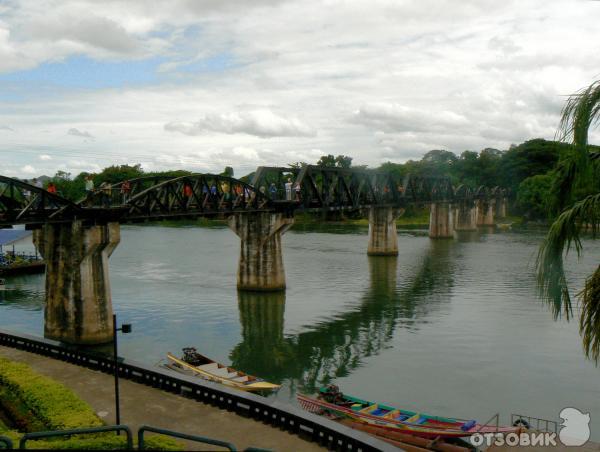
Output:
left=0, top=229, right=44, bottom=276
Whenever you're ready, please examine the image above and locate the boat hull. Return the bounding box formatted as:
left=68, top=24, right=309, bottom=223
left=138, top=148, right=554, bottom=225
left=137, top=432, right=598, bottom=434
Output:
left=297, top=393, right=519, bottom=440
left=166, top=352, right=280, bottom=393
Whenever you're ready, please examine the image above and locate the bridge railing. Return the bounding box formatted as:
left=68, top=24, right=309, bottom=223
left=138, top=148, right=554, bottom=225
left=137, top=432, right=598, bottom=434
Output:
left=0, top=329, right=396, bottom=452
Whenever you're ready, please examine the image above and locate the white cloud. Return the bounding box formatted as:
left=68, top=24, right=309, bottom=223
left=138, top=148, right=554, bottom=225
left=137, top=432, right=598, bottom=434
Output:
left=0, top=125, right=13, bottom=131
left=67, top=128, right=94, bottom=139
left=164, top=109, right=316, bottom=138
left=20, top=164, right=36, bottom=174
left=0, top=0, right=599, bottom=177
left=39, top=154, right=52, bottom=160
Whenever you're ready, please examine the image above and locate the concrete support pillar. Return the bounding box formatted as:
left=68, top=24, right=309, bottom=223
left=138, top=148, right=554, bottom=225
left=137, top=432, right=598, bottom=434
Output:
left=429, top=202, right=454, bottom=238
left=497, top=197, right=508, bottom=218
left=228, top=212, right=294, bottom=291
left=475, top=200, right=486, bottom=226
left=33, top=221, right=120, bottom=344
left=367, top=207, right=401, bottom=256
left=454, top=202, right=477, bottom=231
left=484, top=198, right=496, bottom=226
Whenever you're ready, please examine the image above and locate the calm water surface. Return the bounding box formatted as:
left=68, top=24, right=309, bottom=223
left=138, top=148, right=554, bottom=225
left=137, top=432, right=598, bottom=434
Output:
left=1, top=225, right=599, bottom=438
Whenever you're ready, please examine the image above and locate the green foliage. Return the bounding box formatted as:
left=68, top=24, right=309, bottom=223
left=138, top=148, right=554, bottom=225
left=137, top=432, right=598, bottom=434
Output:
left=95, top=164, right=144, bottom=185
left=0, top=357, right=102, bottom=430
left=0, top=386, right=46, bottom=432
left=141, top=435, right=186, bottom=451
left=580, top=266, right=600, bottom=365
left=535, top=79, right=600, bottom=364
left=0, top=357, right=184, bottom=450
left=221, top=166, right=234, bottom=177
left=316, top=154, right=353, bottom=168
left=516, top=174, right=553, bottom=219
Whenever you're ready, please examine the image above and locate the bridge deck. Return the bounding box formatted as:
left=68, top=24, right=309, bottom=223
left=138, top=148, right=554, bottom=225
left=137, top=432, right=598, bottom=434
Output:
left=0, top=345, right=324, bottom=451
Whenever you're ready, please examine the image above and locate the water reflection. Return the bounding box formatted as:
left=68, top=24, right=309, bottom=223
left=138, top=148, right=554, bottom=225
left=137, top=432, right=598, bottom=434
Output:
left=230, top=240, right=456, bottom=392
left=230, top=291, right=289, bottom=382
left=0, top=275, right=44, bottom=311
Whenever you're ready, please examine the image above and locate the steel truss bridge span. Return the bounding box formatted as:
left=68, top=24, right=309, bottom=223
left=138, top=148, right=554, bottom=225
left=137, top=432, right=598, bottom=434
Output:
left=0, top=168, right=507, bottom=227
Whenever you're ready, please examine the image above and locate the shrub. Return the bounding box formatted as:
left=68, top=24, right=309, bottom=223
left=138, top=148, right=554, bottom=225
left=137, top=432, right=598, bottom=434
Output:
left=0, top=357, right=101, bottom=430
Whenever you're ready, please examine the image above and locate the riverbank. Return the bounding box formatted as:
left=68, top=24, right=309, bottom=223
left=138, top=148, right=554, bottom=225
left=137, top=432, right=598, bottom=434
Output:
left=0, top=345, right=325, bottom=451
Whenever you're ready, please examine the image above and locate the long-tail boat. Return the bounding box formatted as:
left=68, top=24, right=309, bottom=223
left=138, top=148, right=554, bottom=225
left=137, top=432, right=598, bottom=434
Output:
left=165, top=347, right=280, bottom=393
left=297, top=386, right=520, bottom=440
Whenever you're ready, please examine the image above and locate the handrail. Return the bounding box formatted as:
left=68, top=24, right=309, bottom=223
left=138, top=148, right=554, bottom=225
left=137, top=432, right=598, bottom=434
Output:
left=475, top=413, right=499, bottom=433
left=0, top=436, right=13, bottom=450
left=138, top=425, right=236, bottom=451
left=18, top=425, right=133, bottom=450
left=511, top=413, right=558, bottom=433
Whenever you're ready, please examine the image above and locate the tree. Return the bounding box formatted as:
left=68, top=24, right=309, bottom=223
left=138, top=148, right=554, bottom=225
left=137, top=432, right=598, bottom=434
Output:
left=517, top=174, right=553, bottom=219
left=96, top=164, right=143, bottom=185
left=316, top=154, right=352, bottom=168
left=221, top=166, right=234, bottom=177
left=536, top=80, right=600, bottom=363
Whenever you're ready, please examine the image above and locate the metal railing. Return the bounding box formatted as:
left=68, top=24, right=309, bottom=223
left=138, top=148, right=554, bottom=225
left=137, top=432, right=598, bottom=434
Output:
left=511, top=413, right=558, bottom=433
left=2, top=424, right=277, bottom=451
left=138, top=425, right=236, bottom=451
left=0, top=329, right=396, bottom=452
left=475, top=413, right=500, bottom=433
left=19, top=425, right=133, bottom=449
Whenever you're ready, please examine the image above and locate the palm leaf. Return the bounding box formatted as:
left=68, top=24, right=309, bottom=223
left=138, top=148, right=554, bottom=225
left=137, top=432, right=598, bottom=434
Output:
left=579, top=265, right=600, bottom=363
left=553, top=81, right=600, bottom=210
left=536, top=193, right=600, bottom=320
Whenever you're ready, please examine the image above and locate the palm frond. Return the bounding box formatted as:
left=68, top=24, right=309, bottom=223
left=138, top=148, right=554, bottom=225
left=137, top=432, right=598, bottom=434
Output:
left=553, top=81, right=600, bottom=210
left=579, top=265, right=600, bottom=364
left=556, top=80, right=600, bottom=151
left=536, top=193, right=600, bottom=319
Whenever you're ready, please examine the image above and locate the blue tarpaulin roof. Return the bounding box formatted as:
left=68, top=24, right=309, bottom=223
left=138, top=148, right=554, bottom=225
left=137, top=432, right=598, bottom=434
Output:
left=0, top=229, right=32, bottom=246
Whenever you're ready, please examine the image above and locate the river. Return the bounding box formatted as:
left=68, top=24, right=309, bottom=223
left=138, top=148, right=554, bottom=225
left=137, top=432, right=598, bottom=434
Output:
left=1, top=224, right=599, bottom=438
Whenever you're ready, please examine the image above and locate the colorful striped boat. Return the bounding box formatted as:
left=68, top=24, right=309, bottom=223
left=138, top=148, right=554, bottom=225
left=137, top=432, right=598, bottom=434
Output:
left=297, top=386, right=520, bottom=440
left=165, top=348, right=280, bottom=393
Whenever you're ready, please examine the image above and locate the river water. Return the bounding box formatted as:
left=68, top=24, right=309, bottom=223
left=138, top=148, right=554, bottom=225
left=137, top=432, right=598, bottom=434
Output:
left=1, top=224, right=599, bottom=438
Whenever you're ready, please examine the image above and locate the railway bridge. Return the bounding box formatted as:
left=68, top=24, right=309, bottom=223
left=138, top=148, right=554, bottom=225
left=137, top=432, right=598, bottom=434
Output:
left=0, top=167, right=507, bottom=344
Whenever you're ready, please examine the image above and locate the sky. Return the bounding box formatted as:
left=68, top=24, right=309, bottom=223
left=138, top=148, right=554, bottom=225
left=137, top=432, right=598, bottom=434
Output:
left=0, top=0, right=599, bottom=178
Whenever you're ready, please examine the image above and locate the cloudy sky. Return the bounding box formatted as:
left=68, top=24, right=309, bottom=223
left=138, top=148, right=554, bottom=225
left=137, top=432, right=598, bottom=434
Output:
left=1, top=0, right=599, bottom=178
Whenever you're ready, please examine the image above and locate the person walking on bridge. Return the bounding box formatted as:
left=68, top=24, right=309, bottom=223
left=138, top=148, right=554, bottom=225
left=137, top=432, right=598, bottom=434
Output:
left=99, top=181, right=111, bottom=207
left=121, top=180, right=131, bottom=203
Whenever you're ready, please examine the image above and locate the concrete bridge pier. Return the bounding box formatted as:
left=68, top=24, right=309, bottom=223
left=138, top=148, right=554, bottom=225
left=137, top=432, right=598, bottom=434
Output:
left=476, top=199, right=496, bottom=227
left=33, top=221, right=120, bottom=345
left=429, top=202, right=454, bottom=238
left=454, top=202, right=477, bottom=231
left=228, top=212, right=294, bottom=291
left=483, top=198, right=496, bottom=226
left=367, top=207, right=402, bottom=256
left=496, top=197, right=508, bottom=218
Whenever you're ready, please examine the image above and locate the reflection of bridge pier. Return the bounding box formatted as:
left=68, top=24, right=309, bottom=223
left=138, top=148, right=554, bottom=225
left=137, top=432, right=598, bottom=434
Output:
left=228, top=212, right=294, bottom=291
left=33, top=221, right=120, bottom=344
left=229, top=291, right=288, bottom=382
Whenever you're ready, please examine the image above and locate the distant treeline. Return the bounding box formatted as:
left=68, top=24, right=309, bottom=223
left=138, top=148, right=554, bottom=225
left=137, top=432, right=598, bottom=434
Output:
left=34, top=138, right=599, bottom=221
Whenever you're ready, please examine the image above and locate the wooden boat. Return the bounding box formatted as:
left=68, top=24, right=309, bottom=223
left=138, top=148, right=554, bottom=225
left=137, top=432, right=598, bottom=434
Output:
left=297, top=386, right=520, bottom=440
left=166, top=347, right=280, bottom=393
left=336, top=418, right=472, bottom=452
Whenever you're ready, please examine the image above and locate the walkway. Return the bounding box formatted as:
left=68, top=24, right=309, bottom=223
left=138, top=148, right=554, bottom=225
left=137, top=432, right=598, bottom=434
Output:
left=0, top=345, right=324, bottom=451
